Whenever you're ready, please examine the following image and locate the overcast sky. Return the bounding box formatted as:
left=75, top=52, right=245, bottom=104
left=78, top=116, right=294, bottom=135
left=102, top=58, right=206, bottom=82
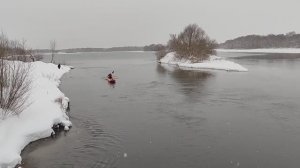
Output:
left=1, top=0, right=299, bottom=49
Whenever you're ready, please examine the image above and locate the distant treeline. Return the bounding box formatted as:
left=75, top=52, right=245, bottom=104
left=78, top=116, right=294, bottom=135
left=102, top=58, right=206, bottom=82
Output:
left=61, top=46, right=145, bottom=53
left=35, top=45, right=166, bottom=53
left=219, top=32, right=300, bottom=49
left=144, top=44, right=166, bottom=51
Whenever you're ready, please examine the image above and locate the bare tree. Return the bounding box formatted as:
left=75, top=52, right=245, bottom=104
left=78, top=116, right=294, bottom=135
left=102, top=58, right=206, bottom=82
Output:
left=167, top=24, right=217, bottom=62
left=50, top=40, right=56, bottom=63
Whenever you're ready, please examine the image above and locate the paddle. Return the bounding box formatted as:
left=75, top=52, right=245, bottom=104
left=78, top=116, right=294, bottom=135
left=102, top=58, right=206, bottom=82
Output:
left=111, top=70, right=118, bottom=79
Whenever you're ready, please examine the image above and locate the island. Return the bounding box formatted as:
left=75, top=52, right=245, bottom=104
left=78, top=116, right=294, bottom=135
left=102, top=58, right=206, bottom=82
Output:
left=157, top=24, right=248, bottom=72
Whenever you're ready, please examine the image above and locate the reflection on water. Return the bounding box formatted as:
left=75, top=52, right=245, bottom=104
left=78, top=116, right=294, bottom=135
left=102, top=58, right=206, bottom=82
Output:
left=157, top=64, right=213, bottom=101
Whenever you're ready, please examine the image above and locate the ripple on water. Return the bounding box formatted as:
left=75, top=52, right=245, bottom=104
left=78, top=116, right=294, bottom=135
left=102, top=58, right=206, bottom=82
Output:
left=76, top=117, right=123, bottom=166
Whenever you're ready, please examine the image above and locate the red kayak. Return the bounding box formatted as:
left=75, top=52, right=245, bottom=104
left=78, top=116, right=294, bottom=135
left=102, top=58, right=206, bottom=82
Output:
left=107, top=78, right=116, bottom=84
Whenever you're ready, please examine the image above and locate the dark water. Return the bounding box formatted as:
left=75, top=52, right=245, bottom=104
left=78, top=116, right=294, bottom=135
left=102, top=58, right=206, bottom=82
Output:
left=21, top=51, right=300, bottom=168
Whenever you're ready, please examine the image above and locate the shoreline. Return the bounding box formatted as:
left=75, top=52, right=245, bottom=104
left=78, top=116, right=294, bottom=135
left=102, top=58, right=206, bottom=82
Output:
left=159, top=52, right=248, bottom=72
left=0, top=61, right=72, bottom=168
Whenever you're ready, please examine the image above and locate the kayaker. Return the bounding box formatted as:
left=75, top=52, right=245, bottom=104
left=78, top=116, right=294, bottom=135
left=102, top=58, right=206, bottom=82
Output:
left=107, top=73, right=113, bottom=80
left=106, top=71, right=116, bottom=84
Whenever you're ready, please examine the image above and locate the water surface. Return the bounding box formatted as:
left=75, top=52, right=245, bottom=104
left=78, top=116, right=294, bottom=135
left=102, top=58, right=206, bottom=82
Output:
left=22, top=51, right=300, bottom=168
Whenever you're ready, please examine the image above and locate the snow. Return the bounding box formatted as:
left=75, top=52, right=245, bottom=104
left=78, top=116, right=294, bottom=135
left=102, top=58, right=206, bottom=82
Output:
left=0, top=61, right=71, bottom=168
left=159, top=52, right=248, bottom=72
left=217, top=48, right=300, bottom=54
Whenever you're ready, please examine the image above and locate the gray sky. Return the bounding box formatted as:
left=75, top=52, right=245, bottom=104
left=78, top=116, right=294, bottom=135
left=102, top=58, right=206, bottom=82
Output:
left=1, top=0, right=299, bottom=49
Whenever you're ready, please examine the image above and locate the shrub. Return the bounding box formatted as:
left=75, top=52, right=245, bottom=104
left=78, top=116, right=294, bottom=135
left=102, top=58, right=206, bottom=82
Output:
left=167, top=24, right=217, bottom=62
left=0, top=33, right=32, bottom=118
left=155, top=48, right=168, bottom=60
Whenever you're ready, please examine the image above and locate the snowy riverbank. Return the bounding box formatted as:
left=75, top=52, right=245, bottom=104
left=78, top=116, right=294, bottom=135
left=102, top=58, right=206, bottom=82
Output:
left=217, top=48, right=300, bottom=54
left=0, top=61, right=72, bottom=168
left=159, top=52, right=248, bottom=72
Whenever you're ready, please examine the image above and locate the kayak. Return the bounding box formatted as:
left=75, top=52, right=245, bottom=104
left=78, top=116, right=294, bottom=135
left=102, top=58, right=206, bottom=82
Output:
left=107, top=78, right=116, bottom=84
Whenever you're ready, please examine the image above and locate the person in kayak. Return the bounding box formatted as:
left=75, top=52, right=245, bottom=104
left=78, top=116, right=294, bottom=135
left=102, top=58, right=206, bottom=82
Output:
left=107, top=73, right=113, bottom=79
left=106, top=71, right=116, bottom=84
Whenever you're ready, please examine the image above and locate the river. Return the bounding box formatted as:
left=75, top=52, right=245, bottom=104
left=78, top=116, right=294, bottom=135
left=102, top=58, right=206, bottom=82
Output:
left=21, top=51, right=300, bottom=168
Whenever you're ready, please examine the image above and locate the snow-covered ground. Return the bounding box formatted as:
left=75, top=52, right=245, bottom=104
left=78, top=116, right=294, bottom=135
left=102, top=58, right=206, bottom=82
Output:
left=0, top=61, right=72, bottom=168
left=217, top=48, right=300, bottom=54
left=159, top=52, right=248, bottom=72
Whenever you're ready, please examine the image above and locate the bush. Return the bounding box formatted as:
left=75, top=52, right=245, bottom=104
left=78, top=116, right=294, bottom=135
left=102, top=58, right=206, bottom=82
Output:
left=155, top=48, right=168, bottom=60
left=0, top=61, right=31, bottom=118
left=167, top=24, right=217, bottom=62
left=0, top=33, right=32, bottom=118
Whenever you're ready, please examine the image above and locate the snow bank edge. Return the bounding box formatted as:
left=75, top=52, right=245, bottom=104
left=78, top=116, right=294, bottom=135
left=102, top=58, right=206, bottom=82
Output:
left=159, top=52, right=248, bottom=72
